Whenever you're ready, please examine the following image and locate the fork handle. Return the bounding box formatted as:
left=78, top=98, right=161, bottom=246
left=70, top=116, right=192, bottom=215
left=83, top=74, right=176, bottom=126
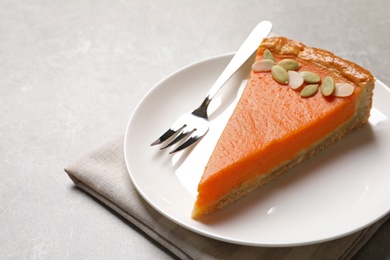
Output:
left=203, top=21, right=272, bottom=108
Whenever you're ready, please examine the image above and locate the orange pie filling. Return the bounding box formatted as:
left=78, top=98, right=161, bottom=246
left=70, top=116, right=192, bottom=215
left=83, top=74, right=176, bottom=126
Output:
left=192, top=37, right=374, bottom=219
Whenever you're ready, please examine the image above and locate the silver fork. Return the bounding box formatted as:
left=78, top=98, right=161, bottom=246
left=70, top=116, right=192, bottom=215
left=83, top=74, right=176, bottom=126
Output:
left=151, top=21, right=272, bottom=154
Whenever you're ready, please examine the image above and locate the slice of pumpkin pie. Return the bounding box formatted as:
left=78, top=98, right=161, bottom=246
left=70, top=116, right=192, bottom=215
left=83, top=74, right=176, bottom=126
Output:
left=192, top=37, right=375, bottom=219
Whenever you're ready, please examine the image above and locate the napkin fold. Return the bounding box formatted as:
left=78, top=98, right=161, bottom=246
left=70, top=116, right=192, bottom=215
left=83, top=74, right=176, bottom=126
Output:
left=65, top=136, right=389, bottom=259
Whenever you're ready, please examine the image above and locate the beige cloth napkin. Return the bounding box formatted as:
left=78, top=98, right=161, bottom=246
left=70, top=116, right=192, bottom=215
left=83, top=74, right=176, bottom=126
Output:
left=65, top=136, right=389, bottom=259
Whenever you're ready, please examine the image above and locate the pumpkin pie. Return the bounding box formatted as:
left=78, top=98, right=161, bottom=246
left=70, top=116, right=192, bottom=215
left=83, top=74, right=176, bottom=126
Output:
left=192, top=37, right=375, bottom=219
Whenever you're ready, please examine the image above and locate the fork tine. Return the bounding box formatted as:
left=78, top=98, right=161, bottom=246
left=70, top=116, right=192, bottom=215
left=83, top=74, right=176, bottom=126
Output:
left=160, top=129, right=195, bottom=150
left=169, top=134, right=203, bottom=154
left=150, top=125, right=186, bottom=146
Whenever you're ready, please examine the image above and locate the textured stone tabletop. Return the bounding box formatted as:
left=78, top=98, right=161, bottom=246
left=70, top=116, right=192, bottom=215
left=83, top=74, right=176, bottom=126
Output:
left=1, top=0, right=389, bottom=259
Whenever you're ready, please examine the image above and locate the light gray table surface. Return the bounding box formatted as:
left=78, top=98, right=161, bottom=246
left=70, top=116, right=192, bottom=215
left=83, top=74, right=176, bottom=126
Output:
left=1, top=0, right=389, bottom=259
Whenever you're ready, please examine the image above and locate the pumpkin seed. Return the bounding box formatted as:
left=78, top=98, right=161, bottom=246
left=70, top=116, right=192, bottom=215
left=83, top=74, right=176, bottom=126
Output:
left=334, top=83, right=354, bottom=97
left=278, top=59, right=300, bottom=71
left=271, top=65, right=288, bottom=84
left=320, top=76, right=335, bottom=96
left=300, top=84, right=319, bottom=97
left=288, top=71, right=304, bottom=89
left=252, top=59, right=275, bottom=72
left=263, top=49, right=275, bottom=61
left=300, top=71, right=321, bottom=83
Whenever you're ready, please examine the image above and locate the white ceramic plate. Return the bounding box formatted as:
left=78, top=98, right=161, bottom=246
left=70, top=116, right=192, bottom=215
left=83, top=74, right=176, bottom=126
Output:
left=124, top=53, right=390, bottom=247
